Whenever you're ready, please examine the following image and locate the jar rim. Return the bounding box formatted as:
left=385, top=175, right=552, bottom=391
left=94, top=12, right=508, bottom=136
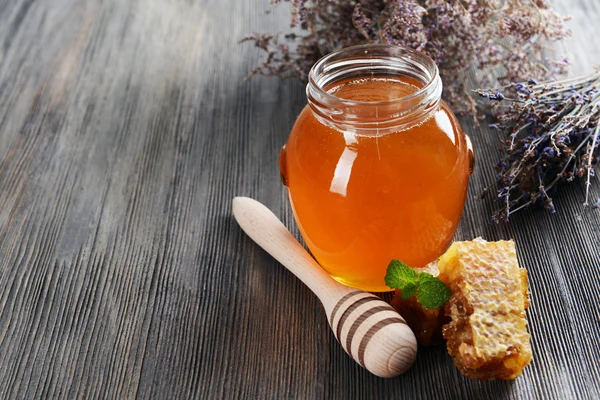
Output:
left=306, top=44, right=443, bottom=135
left=307, top=44, right=440, bottom=107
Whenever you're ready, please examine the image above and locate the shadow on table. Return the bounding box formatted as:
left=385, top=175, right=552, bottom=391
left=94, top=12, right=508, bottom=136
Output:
left=317, top=337, right=516, bottom=399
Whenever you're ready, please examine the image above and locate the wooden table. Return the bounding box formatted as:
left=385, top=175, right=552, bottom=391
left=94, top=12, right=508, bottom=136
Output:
left=0, top=1, right=599, bottom=398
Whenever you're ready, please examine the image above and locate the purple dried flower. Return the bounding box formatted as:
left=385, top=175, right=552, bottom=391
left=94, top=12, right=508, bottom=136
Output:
left=542, top=147, right=556, bottom=158
left=243, top=0, right=571, bottom=114
left=476, top=70, right=600, bottom=222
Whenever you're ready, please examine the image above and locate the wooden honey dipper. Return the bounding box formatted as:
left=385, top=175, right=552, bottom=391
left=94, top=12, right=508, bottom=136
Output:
left=232, top=197, right=417, bottom=378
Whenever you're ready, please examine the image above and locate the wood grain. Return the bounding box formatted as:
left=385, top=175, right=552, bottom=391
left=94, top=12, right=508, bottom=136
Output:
left=0, top=0, right=599, bottom=398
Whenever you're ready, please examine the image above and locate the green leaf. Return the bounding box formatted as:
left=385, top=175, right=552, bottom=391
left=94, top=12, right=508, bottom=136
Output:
left=401, top=283, right=418, bottom=300
left=385, top=259, right=451, bottom=309
left=418, top=272, right=437, bottom=284
left=416, top=279, right=452, bottom=309
left=384, top=259, right=419, bottom=290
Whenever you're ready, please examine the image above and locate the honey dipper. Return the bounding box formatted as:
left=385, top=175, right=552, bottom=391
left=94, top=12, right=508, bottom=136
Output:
left=232, top=197, right=417, bottom=378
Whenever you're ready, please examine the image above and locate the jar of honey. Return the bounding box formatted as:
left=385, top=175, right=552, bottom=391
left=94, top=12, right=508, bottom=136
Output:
left=279, top=45, right=474, bottom=291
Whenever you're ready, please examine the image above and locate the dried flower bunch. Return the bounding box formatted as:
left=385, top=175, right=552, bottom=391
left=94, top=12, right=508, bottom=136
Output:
left=477, top=71, right=600, bottom=222
left=243, top=0, right=570, bottom=113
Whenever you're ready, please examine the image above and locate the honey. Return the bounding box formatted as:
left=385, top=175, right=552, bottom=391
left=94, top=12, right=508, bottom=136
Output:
left=280, top=45, right=473, bottom=291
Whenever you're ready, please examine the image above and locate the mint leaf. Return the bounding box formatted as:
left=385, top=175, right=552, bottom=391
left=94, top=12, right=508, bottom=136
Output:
left=416, top=279, right=451, bottom=309
left=384, top=260, right=418, bottom=290
left=418, top=272, right=437, bottom=284
left=385, top=260, right=451, bottom=309
left=401, top=283, right=418, bottom=300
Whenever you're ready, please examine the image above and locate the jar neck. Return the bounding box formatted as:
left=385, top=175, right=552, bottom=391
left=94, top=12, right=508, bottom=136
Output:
left=306, top=44, right=442, bottom=136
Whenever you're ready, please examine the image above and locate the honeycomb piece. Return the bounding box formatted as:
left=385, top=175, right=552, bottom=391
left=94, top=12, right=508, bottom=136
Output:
left=438, top=238, right=532, bottom=380
left=391, top=261, right=449, bottom=346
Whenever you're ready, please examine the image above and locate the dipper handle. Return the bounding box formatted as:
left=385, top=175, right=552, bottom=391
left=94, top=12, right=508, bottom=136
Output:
left=232, top=197, right=417, bottom=378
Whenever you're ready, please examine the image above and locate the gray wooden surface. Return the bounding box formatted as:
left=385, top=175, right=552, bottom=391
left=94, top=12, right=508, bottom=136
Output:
left=0, top=0, right=599, bottom=399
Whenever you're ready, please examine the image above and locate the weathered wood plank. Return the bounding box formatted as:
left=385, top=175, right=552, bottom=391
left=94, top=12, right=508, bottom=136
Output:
left=0, top=0, right=598, bottom=399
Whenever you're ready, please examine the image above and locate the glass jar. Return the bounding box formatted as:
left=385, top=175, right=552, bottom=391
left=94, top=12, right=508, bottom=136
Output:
left=279, top=44, right=474, bottom=291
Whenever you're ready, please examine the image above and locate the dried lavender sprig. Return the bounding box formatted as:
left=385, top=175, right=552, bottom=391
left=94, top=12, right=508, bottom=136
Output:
left=585, top=121, right=600, bottom=205
left=477, top=70, right=600, bottom=222
left=244, top=0, right=570, bottom=115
